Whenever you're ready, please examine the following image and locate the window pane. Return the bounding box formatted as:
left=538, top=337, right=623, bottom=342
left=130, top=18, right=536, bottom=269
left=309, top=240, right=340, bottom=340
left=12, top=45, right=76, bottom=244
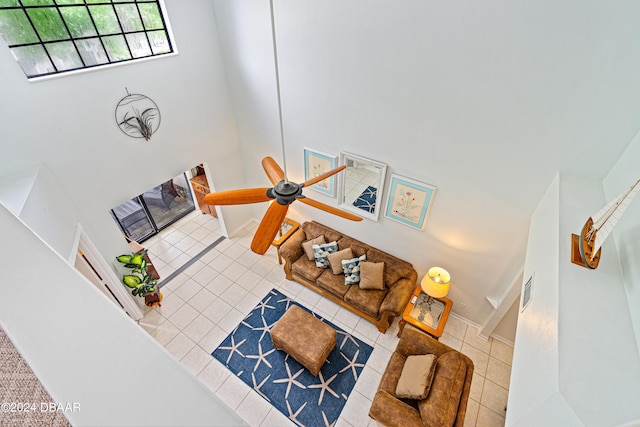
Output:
left=115, top=4, right=143, bottom=32
left=102, top=34, right=130, bottom=61
left=46, top=40, right=83, bottom=70
left=27, top=7, right=69, bottom=42
left=60, top=6, right=97, bottom=38
left=1, top=1, right=174, bottom=78
left=76, top=38, right=108, bottom=66
left=138, top=3, right=162, bottom=30
left=11, top=44, right=55, bottom=76
left=142, top=176, right=195, bottom=230
left=22, top=0, right=54, bottom=5
left=89, top=5, right=120, bottom=35
left=110, top=198, right=154, bottom=243
left=126, top=32, right=150, bottom=58
left=0, top=9, right=39, bottom=45
left=147, top=29, right=168, bottom=54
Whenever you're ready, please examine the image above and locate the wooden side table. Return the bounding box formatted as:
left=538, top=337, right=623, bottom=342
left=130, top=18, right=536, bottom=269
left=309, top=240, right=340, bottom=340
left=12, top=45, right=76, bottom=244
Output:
left=398, top=285, right=453, bottom=339
left=271, top=218, right=299, bottom=264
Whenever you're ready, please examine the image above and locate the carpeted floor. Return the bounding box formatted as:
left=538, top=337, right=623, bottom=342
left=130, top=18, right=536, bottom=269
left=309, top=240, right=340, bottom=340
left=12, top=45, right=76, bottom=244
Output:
left=213, top=289, right=373, bottom=427
left=0, top=327, right=70, bottom=427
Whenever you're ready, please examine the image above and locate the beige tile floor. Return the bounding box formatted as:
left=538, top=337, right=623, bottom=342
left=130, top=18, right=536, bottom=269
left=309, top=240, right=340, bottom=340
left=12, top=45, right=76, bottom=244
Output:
left=138, top=210, right=512, bottom=427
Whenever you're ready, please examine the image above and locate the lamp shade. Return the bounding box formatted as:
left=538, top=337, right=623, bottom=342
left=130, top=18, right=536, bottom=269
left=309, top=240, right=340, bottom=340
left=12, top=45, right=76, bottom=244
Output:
left=421, top=267, right=451, bottom=298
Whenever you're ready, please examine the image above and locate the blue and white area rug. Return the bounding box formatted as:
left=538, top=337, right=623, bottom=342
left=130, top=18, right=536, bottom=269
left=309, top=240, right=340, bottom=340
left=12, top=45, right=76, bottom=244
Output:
left=353, top=185, right=377, bottom=213
left=212, top=288, right=373, bottom=427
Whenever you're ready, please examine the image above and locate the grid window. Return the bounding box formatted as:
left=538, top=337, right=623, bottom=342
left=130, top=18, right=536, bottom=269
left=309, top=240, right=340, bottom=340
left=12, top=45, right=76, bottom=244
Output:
left=0, top=0, right=174, bottom=79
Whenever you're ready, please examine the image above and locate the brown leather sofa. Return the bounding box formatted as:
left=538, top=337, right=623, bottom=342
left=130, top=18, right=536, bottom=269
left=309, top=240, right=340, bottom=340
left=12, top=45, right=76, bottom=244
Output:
left=278, top=221, right=417, bottom=333
left=369, top=327, right=474, bottom=427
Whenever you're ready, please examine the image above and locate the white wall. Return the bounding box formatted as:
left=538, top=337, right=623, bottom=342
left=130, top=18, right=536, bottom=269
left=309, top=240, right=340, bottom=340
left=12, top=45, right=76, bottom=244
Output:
left=212, top=0, right=640, bottom=332
left=603, top=130, right=640, bottom=356
left=558, top=174, right=640, bottom=426
left=0, top=205, right=246, bottom=427
left=0, top=1, right=254, bottom=424
left=507, top=171, right=640, bottom=427
left=212, top=0, right=531, bottom=327
left=507, top=174, right=574, bottom=426
left=0, top=0, right=252, bottom=262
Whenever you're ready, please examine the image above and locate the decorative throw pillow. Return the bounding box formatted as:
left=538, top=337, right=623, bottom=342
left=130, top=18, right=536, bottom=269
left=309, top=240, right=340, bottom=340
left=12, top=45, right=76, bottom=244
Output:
left=312, top=241, right=339, bottom=268
left=342, top=254, right=367, bottom=284
left=359, top=261, right=385, bottom=290
left=302, top=235, right=326, bottom=261
left=395, top=354, right=438, bottom=400
left=327, top=248, right=353, bottom=275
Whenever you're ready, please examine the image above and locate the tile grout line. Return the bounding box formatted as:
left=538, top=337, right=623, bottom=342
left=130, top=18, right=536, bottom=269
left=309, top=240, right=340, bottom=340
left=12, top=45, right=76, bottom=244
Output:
left=158, top=235, right=226, bottom=287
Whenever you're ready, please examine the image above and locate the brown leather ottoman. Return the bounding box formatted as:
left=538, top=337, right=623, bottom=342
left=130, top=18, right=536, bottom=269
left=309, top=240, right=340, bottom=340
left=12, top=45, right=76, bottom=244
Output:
left=270, top=305, right=336, bottom=377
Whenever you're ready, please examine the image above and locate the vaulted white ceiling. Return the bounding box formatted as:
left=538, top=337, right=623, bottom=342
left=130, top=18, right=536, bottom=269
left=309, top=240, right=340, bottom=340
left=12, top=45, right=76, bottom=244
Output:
left=212, top=0, right=640, bottom=331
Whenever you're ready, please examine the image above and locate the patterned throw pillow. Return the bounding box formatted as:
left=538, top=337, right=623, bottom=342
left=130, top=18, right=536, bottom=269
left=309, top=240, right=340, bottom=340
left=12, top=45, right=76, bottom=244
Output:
left=302, top=235, right=326, bottom=261
left=342, top=254, right=367, bottom=284
left=312, top=241, right=339, bottom=268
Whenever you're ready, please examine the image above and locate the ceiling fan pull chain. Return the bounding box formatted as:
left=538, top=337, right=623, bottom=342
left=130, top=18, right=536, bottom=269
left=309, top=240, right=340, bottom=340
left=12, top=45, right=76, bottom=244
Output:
left=269, top=0, right=289, bottom=183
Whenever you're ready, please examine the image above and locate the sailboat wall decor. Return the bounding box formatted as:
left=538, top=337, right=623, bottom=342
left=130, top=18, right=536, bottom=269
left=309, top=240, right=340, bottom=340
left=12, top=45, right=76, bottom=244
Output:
left=571, top=178, right=640, bottom=269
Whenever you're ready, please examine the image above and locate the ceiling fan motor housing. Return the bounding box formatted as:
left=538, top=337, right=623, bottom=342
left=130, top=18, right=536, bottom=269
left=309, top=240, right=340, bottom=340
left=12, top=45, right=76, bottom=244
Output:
left=269, top=181, right=304, bottom=205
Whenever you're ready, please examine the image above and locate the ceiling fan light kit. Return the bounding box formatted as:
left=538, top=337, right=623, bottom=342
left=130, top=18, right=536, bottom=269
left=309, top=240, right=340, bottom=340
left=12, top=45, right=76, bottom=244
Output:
left=202, top=1, right=362, bottom=255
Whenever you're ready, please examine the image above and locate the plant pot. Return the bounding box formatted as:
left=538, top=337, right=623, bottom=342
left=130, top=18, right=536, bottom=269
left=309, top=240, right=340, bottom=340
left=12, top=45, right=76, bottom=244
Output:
left=144, top=292, right=163, bottom=307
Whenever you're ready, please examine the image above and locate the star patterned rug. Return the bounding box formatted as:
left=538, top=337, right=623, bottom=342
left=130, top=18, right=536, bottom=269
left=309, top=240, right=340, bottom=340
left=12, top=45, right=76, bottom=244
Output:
left=212, top=288, right=373, bottom=427
left=352, top=185, right=377, bottom=213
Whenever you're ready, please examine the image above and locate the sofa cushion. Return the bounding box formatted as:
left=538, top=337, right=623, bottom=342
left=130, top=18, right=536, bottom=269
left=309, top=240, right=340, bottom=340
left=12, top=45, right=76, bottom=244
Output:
left=292, top=257, right=325, bottom=282
left=418, top=351, right=467, bottom=427
left=303, top=222, right=342, bottom=243
left=317, top=270, right=351, bottom=299
left=378, top=351, right=406, bottom=395
left=313, top=241, right=339, bottom=268
left=343, top=254, right=366, bottom=285
left=366, top=248, right=413, bottom=288
left=344, top=284, right=387, bottom=318
left=302, top=235, right=326, bottom=261
left=360, top=261, right=385, bottom=290
left=337, top=236, right=369, bottom=258
left=327, top=248, right=353, bottom=275
left=395, top=354, right=437, bottom=400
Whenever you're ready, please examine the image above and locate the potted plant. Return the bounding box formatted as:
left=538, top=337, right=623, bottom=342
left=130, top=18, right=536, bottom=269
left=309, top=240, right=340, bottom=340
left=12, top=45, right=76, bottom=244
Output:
left=116, top=250, right=162, bottom=306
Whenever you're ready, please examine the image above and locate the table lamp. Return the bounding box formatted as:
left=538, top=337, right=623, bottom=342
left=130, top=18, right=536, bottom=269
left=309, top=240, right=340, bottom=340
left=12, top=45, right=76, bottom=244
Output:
left=421, top=267, right=451, bottom=308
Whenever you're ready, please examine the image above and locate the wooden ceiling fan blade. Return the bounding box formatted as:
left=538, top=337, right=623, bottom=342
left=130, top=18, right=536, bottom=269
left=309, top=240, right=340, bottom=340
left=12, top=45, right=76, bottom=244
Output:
left=251, top=201, right=290, bottom=254
left=204, top=188, right=272, bottom=205
left=302, top=165, right=346, bottom=187
left=262, top=156, right=285, bottom=185
left=299, top=197, right=363, bottom=221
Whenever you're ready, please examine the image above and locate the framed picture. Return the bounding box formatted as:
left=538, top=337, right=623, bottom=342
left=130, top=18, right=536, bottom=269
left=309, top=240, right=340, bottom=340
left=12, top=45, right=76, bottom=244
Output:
left=304, top=148, right=338, bottom=197
left=384, top=174, right=437, bottom=230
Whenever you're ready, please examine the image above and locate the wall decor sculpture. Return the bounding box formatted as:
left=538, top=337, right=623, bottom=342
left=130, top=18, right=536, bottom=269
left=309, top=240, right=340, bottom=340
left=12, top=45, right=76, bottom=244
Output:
left=115, top=89, right=161, bottom=141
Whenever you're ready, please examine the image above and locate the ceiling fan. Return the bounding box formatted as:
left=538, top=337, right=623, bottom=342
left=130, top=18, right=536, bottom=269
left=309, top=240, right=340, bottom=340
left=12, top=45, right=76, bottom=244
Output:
left=203, top=1, right=362, bottom=255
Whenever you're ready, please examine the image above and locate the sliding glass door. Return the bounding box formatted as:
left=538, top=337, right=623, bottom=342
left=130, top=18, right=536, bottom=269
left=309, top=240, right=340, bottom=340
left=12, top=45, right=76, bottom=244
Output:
left=111, top=173, right=195, bottom=243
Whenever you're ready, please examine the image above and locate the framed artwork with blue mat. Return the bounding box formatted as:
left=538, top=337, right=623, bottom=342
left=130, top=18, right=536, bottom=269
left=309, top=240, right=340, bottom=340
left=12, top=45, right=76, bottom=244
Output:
left=212, top=289, right=373, bottom=427
left=384, top=174, right=437, bottom=231
left=304, top=148, right=338, bottom=197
